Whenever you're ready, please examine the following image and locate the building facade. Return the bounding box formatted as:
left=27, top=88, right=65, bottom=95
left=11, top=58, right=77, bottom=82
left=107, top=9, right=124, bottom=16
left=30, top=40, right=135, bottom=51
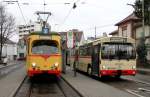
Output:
left=59, top=29, right=85, bottom=49
left=59, top=29, right=85, bottom=66
left=2, top=39, right=17, bottom=61
left=17, top=22, right=42, bottom=59
left=18, top=22, right=42, bottom=39
left=109, top=13, right=150, bottom=62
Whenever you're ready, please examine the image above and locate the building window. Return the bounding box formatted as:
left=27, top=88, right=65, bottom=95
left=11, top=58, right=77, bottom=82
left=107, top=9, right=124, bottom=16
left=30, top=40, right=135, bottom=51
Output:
left=31, top=29, right=34, bottom=31
left=122, top=26, right=127, bottom=37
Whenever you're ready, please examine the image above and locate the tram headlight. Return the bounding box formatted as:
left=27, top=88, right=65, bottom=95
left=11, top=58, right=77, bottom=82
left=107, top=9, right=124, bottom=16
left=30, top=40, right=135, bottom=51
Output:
left=54, top=62, right=59, bottom=67
left=32, top=62, right=36, bottom=67
left=132, top=66, right=136, bottom=69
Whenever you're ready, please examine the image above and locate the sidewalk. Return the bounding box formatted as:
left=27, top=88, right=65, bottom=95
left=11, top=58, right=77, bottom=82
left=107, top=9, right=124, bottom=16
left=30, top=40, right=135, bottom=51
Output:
left=0, top=60, right=19, bottom=68
left=137, top=68, right=150, bottom=75
left=0, top=65, right=26, bottom=97
left=62, top=67, right=136, bottom=97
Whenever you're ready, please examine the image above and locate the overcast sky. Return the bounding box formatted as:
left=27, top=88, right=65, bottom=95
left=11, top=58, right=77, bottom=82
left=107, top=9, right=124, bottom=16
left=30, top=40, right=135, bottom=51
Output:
left=1, top=0, right=135, bottom=41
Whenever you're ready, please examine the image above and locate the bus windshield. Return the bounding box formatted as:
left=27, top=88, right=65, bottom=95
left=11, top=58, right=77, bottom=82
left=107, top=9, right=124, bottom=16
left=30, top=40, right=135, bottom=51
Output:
left=101, top=43, right=136, bottom=60
left=32, top=40, right=59, bottom=54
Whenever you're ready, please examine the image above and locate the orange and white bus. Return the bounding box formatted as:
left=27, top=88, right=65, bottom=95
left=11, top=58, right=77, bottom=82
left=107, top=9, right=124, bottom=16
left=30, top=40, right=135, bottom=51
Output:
left=72, top=36, right=136, bottom=78
left=26, top=32, right=62, bottom=77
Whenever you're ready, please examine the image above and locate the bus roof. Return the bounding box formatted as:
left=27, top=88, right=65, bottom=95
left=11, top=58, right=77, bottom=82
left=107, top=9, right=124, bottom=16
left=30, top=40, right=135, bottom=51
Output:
left=79, top=36, right=135, bottom=47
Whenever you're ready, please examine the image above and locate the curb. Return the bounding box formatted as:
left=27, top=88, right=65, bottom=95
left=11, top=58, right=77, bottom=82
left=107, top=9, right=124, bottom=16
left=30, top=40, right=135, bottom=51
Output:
left=0, top=62, right=17, bottom=69
left=137, top=69, right=150, bottom=75
left=9, top=75, right=27, bottom=97
left=61, top=76, right=84, bottom=97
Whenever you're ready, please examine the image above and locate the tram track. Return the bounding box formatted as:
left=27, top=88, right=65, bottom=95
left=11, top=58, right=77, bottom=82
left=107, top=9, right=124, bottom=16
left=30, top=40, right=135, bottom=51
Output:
left=14, top=75, right=82, bottom=97
left=101, top=76, right=150, bottom=97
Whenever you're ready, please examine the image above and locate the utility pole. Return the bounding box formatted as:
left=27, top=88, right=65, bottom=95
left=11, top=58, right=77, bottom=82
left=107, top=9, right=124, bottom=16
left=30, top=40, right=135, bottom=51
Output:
left=142, top=0, right=145, bottom=41
left=95, top=26, right=96, bottom=39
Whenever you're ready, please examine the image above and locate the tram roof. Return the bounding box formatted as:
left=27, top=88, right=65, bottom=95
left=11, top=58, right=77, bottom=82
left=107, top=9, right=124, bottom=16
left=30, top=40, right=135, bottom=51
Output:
left=29, top=32, right=60, bottom=36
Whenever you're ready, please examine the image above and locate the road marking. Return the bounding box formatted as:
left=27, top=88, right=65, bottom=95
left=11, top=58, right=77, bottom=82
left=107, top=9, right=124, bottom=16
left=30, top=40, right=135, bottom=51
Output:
left=123, top=77, right=150, bottom=86
left=138, top=88, right=150, bottom=92
left=125, top=89, right=145, bottom=97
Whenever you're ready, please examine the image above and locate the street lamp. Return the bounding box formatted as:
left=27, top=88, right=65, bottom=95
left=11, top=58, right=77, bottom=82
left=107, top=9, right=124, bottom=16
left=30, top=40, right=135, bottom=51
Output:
left=148, top=6, right=150, bottom=46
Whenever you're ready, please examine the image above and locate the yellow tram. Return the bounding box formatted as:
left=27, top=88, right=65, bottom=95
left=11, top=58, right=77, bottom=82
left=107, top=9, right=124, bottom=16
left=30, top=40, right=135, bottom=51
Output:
left=26, top=32, right=62, bottom=77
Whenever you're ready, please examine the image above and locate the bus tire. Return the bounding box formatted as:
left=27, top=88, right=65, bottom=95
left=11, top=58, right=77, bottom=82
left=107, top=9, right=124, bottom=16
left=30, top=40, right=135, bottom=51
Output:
left=115, top=75, right=121, bottom=79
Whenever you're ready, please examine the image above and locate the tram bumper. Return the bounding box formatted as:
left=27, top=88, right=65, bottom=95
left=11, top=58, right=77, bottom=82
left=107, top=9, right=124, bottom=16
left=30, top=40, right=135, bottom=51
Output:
left=100, top=70, right=136, bottom=76
left=28, top=70, right=61, bottom=77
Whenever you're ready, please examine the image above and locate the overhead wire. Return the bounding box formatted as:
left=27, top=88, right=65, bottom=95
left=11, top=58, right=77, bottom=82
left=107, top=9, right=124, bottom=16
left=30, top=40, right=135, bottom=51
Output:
left=58, top=0, right=81, bottom=31
left=43, top=0, right=46, bottom=20
left=16, top=1, right=27, bottom=26
left=2, top=0, right=27, bottom=25
left=83, top=24, right=115, bottom=30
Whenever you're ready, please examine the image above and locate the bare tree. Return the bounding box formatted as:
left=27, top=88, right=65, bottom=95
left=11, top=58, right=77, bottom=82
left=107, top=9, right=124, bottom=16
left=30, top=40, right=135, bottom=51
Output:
left=0, top=4, right=16, bottom=62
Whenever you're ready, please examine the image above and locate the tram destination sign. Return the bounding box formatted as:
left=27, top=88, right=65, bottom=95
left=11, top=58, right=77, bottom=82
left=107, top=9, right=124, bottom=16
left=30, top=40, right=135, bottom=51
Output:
left=39, top=36, right=51, bottom=40
left=110, top=37, right=127, bottom=43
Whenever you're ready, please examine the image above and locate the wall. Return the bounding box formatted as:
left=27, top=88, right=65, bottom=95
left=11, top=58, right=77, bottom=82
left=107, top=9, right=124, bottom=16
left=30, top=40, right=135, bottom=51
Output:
left=136, top=26, right=150, bottom=39
left=2, top=43, right=17, bottom=61
left=118, top=22, right=132, bottom=37
left=136, top=25, right=150, bottom=61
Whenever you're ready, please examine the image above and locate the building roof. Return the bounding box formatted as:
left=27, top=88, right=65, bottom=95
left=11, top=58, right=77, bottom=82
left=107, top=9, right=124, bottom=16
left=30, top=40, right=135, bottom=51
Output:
left=109, top=30, right=118, bottom=35
left=59, top=30, right=83, bottom=42
left=115, top=13, right=140, bottom=26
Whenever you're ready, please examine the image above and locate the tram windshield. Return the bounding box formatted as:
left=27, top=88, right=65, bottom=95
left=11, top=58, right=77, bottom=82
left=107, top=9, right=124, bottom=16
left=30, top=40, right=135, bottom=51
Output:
left=32, top=40, right=59, bottom=54
left=101, top=43, right=136, bottom=60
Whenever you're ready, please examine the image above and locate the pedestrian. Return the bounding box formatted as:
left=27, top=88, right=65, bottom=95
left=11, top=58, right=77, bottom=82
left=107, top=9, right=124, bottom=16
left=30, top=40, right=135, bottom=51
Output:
left=73, top=49, right=78, bottom=77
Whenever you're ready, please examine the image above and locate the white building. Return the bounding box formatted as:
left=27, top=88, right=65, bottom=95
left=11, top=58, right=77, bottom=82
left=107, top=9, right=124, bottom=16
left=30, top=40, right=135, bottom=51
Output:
left=18, top=22, right=42, bottom=39
left=109, top=13, right=150, bottom=62
left=17, top=21, right=42, bottom=59
left=2, top=39, right=17, bottom=61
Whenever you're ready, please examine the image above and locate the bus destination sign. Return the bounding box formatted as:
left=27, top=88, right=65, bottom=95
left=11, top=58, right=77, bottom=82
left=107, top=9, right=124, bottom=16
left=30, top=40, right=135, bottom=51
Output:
left=110, top=37, right=127, bottom=43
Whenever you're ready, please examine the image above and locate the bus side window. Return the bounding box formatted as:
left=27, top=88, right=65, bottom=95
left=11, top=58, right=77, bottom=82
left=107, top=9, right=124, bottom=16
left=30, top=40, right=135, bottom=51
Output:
left=99, top=44, right=101, bottom=64
left=79, top=48, right=83, bottom=56
left=87, top=47, right=91, bottom=56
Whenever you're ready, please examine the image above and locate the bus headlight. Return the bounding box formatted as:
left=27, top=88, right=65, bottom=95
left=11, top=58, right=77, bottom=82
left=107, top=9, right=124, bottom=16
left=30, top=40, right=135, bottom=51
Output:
left=54, top=62, right=59, bottom=67
left=102, top=65, right=106, bottom=69
left=132, top=66, right=136, bottom=69
left=32, top=62, right=36, bottom=67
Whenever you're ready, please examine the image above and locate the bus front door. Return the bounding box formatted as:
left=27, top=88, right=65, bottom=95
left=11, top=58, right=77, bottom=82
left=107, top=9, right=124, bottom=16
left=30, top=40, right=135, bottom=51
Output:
left=92, top=45, right=100, bottom=76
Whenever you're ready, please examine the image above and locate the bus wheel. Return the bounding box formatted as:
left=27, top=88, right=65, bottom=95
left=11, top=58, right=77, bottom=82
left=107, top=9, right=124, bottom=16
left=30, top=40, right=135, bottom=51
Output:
left=87, top=67, right=92, bottom=76
left=115, top=75, right=121, bottom=79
